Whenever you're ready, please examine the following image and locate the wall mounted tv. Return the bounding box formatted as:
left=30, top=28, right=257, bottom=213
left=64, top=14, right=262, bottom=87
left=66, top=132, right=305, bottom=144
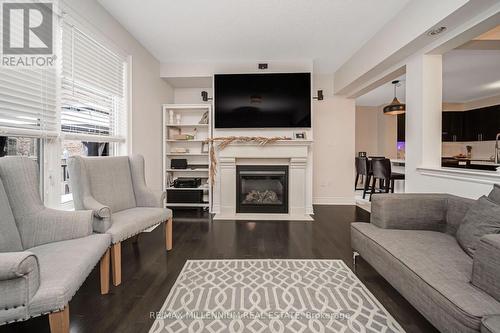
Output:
left=214, top=73, right=311, bottom=128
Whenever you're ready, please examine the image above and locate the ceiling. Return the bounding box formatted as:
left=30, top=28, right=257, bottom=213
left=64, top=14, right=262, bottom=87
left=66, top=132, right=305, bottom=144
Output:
left=98, top=0, right=411, bottom=73
left=356, top=49, right=500, bottom=106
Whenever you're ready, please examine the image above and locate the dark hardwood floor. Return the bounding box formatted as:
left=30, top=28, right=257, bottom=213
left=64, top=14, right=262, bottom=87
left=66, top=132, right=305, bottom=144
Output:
left=2, top=205, right=438, bottom=333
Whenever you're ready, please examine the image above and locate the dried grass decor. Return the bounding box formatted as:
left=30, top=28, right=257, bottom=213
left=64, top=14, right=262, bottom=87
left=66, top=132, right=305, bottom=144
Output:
left=205, top=136, right=290, bottom=185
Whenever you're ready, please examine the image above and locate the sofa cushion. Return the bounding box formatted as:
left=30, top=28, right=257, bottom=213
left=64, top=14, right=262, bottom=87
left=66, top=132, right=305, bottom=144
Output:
left=0, top=178, right=22, bottom=252
left=107, top=207, right=171, bottom=243
left=488, top=184, right=500, bottom=205
left=83, top=156, right=137, bottom=213
left=27, top=234, right=110, bottom=316
left=457, top=196, right=500, bottom=257
left=445, top=195, right=475, bottom=236
left=482, top=315, right=500, bottom=333
left=351, top=223, right=500, bottom=332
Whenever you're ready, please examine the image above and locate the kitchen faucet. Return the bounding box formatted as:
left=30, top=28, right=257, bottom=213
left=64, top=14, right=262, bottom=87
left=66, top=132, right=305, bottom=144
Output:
left=496, top=133, right=500, bottom=164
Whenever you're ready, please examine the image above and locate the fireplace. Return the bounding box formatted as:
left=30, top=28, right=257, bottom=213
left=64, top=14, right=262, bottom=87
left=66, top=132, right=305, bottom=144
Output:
left=236, top=165, right=288, bottom=214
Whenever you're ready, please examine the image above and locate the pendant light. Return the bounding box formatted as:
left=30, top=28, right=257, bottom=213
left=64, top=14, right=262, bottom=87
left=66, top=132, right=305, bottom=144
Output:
left=383, top=80, right=405, bottom=115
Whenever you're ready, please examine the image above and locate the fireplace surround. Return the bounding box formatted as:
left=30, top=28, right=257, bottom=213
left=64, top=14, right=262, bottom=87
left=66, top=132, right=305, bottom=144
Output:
left=212, top=140, right=313, bottom=221
left=236, top=165, right=289, bottom=214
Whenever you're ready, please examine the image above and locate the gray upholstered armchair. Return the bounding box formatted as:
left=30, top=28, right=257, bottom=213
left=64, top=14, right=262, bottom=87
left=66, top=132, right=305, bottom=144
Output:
left=68, top=155, right=172, bottom=287
left=0, top=157, right=111, bottom=333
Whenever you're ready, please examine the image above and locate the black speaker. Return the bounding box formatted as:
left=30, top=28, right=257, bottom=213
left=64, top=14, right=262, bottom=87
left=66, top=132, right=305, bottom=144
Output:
left=170, top=159, right=187, bottom=169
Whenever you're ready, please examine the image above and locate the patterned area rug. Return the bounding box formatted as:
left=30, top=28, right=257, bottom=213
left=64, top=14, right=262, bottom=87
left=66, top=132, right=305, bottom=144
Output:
left=150, top=260, right=404, bottom=333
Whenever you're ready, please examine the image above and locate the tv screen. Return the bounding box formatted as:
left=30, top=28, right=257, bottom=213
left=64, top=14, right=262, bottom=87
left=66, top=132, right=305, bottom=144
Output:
left=214, top=73, right=311, bottom=128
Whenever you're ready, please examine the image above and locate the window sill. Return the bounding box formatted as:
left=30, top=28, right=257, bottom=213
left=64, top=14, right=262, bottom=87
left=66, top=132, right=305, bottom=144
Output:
left=417, top=167, right=500, bottom=185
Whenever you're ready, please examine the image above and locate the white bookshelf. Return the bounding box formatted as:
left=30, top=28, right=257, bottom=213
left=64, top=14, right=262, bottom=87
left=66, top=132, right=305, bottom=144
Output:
left=162, top=104, right=212, bottom=212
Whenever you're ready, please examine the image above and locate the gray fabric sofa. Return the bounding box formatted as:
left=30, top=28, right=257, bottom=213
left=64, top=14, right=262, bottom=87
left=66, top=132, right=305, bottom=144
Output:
left=351, top=194, right=500, bottom=333
left=0, top=157, right=111, bottom=333
left=68, top=155, right=172, bottom=287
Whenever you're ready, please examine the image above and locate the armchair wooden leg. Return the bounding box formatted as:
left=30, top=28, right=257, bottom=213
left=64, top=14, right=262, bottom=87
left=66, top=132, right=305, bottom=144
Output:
left=111, top=242, right=122, bottom=286
left=166, top=218, right=173, bottom=251
left=100, top=248, right=110, bottom=295
left=49, top=306, right=69, bottom=333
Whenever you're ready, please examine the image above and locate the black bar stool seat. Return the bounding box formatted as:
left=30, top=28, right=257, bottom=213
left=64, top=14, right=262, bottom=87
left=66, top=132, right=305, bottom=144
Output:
left=370, top=158, right=405, bottom=200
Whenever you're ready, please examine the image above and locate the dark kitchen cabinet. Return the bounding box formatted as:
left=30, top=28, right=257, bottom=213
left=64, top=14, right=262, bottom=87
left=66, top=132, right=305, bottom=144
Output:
left=443, top=105, right=500, bottom=142
left=478, top=106, right=500, bottom=140
left=397, top=113, right=405, bottom=142
left=442, top=112, right=463, bottom=142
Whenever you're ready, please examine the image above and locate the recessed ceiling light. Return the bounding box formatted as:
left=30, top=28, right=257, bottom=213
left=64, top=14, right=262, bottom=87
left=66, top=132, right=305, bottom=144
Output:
left=427, top=26, right=447, bottom=36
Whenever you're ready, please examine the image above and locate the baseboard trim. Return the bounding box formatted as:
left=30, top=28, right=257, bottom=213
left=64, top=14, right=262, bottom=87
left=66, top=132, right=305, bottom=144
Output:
left=313, top=196, right=356, bottom=205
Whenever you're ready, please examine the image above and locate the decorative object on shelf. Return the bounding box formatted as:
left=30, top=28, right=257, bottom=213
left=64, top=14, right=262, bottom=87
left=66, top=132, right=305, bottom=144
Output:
left=294, top=131, right=306, bottom=140
left=171, top=147, right=189, bottom=153
left=199, top=111, right=209, bottom=124
left=173, top=134, right=195, bottom=140
left=176, top=114, right=182, bottom=124
left=201, top=142, right=209, bottom=153
left=169, top=110, right=174, bottom=124
left=204, top=136, right=290, bottom=184
left=383, top=80, right=405, bottom=115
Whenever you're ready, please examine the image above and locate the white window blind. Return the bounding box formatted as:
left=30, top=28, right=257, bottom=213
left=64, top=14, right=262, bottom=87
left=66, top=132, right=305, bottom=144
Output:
left=0, top=66, right=59, bottom=137
left=61, top=21, right=127, bottom=142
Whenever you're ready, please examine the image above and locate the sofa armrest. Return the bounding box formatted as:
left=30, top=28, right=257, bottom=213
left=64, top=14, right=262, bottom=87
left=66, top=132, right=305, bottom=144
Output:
left=472, top=234, right=500, bottom=302
left=0, top=252, right=40, bottom=312
left=371, top=194, right=448, bottom=231
left=482, top=315, right=500, bottom=333
left=17, top=208, right=93, bottom=249
left=82, top=196, right=112, bottom=233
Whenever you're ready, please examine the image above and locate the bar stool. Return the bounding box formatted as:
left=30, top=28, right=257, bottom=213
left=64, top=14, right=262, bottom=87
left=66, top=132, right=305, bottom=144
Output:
left=355, top=157, right=374, bottom=199
left=370, top=158, right=405, bottom=200
left=355, top=157, right=365, bottom=190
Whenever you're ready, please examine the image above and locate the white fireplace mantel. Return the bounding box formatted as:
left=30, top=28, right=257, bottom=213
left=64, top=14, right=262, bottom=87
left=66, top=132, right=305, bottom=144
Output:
left=212, top=140, right=313, bottom=221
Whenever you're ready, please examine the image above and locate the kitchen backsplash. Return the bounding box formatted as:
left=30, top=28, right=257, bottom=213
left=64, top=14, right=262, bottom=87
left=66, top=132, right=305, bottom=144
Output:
left=442, top=141, right=497, bottom=160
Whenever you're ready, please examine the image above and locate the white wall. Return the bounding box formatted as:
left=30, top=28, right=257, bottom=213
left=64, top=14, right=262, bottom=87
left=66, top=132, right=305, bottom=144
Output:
left=355, top=106, right=397, bottom=158
left=62, top=0, right=174, bottom=190
left=313, top=75, right=356, bottom=205
left=174, top=88, right=212, bottom=105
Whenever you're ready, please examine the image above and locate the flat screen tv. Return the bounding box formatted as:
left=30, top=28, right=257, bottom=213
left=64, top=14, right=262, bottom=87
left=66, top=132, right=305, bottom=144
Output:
left=214, top=73, right=311, bottom=128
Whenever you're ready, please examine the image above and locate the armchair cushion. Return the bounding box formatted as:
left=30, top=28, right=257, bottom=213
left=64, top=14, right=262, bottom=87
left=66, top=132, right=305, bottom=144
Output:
left=16, top=209, right=93, bottom=249
left=81, top=156, right=137, bottom=212
left=0, top=157, right=94, bottom=248
left=107, top=207, right=171, bottom=243
left=27, top=233, right=111, bottom=316
left=472, top=234, right=500, bottom=302
left=0, top=179, right=22, bottom=252
left=457, top=196, right=500, bottom=257
left=129, top=155, right=166, bottom=208
left=0, top=252, right=39, bottom=324
left=370, top=194, right=448, bottom=231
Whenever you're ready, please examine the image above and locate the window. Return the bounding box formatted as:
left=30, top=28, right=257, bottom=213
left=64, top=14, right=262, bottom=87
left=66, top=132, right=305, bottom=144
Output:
left=0, top=12, right=129, bottom=208
left=58, top=18, right=128, bottom=207
left=61, top=21, right=127, bottom=142
left=0, top=136, right=40, bottom=158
